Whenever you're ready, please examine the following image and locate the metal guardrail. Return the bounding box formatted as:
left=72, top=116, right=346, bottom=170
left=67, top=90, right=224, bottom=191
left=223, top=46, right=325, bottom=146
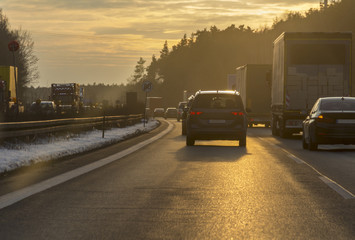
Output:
left=0, top=114, right=143, bottom=138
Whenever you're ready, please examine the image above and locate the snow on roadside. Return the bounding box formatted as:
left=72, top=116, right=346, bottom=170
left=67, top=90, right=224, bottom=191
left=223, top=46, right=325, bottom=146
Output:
left=0, top=120, right=159, bottom=173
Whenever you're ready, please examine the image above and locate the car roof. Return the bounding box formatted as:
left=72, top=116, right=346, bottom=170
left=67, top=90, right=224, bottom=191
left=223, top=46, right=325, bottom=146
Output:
left=319, top=97, right=355, bottom=101
left=195, top=90, right=240, bottom=96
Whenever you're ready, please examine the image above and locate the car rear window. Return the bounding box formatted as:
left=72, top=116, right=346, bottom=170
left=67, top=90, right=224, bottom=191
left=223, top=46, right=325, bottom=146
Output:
left=192, top=94, right=243, bottom=109
left=320, top=99, right=355, bottom=111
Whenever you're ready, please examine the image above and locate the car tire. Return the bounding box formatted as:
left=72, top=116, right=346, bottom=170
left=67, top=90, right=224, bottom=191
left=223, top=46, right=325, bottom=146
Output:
left=182, top=125, right=186, bottom=135
left=308, top=135, right=318, bottom=151
left=186, top=134, right=195, bottom=146
left=239, top=133, right=246, bottom=147
left=302, top=134, right=308, bottom=149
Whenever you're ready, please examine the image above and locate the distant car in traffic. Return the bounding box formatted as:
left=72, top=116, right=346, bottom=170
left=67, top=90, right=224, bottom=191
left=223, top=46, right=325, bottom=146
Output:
left=30, top=100, right=57, bottom=116
left=185, top=90, right=247, bottom=147
left=182, top=96, right=194, bottom=135
left=177, top=101, right=187, bottom=121
left=164, top=107, right=178, bottom=119
left=153, top=108, right=165, bottom=117
left=302, top=97, right=355, bottom=150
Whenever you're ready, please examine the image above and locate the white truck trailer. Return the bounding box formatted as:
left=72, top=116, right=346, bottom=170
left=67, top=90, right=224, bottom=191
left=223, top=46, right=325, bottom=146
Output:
left=234, top=64, right=272, bottom=127
left=271, top=32, right=352, bottom=137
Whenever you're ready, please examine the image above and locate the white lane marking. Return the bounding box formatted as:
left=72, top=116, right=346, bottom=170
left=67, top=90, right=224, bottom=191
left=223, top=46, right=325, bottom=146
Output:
left=0, top=121, right=173, bottom=210
left=257, top=137, right=355, bottom=199
left=319, top=176, right=355, bottom=200
left=257, top=137, right=303, bottom=164
left=286, top=153, right=304, bottom=164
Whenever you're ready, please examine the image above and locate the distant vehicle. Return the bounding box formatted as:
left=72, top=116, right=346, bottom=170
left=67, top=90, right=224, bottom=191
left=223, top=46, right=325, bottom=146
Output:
left=164, top=107, right=177, bottom=119
left=235, top=64, right=272, bottom=127
left=177, top=101, right=187, bottom=121
left=147, top=97, right=163, bottom=112
left=186, top=90, right=247, bottom=147
left=51, top=83, right=81, bottom=114
left=182, top=95, right=194, bottom=135
left=302, top=97, right=355, bottom=151
left=153, top=108, right=164, bottom=117
left=271, top=32, right=352, bottom=138
left=30, top=100, right=56, bottom=116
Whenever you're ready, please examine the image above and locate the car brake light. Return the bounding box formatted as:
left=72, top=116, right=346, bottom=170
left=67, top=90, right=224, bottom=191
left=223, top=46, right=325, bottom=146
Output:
left=231, top=112, right=244, bottom=116
left=190, top=111, right=203, bottom=115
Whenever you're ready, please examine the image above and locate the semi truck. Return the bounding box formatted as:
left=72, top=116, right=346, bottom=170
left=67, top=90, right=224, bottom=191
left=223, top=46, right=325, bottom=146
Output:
left=146, top=97, right=163, bottom=111
left=51, top=83, right=81, bottom=114
left=271, top=32, right=352, bottom=137
left=0, top=66, right=17, bottom=115
left=235, top=64, right=272, bottom=127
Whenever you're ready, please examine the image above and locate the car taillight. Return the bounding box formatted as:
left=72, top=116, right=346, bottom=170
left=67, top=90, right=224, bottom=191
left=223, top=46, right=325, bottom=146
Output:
left=231, top=112, right=244, bottom=116
left=316, top=115, right=335, bottom=124
left=190, top=111, right=203, bottom=115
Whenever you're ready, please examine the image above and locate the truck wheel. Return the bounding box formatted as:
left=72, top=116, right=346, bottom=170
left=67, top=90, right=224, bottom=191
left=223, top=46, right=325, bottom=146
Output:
left=279, top=122, right=291, bottom=138
left=272, top=117, right=278, bottom=136
left=186, top=134, right=195, bottom=146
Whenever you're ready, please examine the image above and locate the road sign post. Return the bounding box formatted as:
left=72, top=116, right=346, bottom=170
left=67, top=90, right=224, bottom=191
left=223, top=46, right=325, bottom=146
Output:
left=8, top=40, right=20, bottom=116
left=142, top=81, right=152, bottom=127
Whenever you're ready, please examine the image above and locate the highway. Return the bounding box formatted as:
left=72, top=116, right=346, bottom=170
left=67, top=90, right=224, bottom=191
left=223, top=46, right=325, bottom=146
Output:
left=0, top=119, right=354, bottom=239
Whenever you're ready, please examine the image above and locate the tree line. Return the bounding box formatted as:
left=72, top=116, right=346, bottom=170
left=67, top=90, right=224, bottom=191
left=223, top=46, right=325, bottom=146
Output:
left=129, top=0, right=355, bottom=107
left=2, top=0, right=354, bottom=109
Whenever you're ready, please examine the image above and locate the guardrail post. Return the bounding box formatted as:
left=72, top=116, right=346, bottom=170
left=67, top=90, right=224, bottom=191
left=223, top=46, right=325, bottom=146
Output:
left=102, top=115, right=105, bottom=138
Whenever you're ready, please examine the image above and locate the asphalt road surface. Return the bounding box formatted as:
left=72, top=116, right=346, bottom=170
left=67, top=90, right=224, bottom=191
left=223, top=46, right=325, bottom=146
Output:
left=0, top=119, right=354, bottom=239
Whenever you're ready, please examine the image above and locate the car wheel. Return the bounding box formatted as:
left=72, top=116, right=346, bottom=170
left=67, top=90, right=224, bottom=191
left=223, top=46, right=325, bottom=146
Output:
left=239, top=133, right=246, bottom=147
left=302, top=133, right=308, bottom=149
left=308, top=135, right=318, bottom=151
left=186, top=134, right=195, bottom=146
left=182, top=125, right=186, bottom=135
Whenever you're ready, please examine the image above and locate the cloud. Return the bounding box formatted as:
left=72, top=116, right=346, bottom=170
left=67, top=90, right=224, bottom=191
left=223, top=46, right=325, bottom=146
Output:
left=1, top=0, right=320, bottom=86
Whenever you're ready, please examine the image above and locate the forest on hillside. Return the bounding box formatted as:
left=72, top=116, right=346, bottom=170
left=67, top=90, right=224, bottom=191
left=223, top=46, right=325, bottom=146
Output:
left=129, top=0, right=355, bottom=107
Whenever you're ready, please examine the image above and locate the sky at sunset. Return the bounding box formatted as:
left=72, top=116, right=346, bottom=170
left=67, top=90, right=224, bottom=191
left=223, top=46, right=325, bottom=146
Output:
left=1, top=0, right=320, bottom=87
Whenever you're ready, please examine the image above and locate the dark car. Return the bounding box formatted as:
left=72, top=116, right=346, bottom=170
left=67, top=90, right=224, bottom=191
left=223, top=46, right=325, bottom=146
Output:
left=177, top=101, right=187, bottom=121
left=182, top=95, right=195, bottom=135
left=164, top=107, right=178, bottom=119
left=302, top=97, right=355, bottom=151
left=185, top=90, right=247, bottom=147
left=153, top=108, right=165, bottom=117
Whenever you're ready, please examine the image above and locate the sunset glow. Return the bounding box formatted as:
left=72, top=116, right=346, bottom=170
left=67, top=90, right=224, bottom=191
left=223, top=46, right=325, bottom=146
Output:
left=1, top=0, right=320, bottom=86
